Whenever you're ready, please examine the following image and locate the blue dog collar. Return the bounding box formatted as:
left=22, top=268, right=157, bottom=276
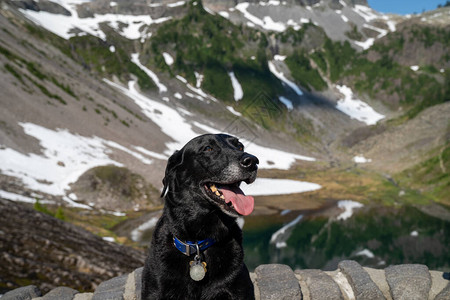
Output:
left=173, top=236, right=215, bottom=256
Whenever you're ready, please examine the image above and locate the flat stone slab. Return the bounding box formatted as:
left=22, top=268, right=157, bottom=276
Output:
left=255, top=264, right=301, bottom=300
left=35, top=286, right=79, bottom=300
left=338, top=260, right=385, bottom=300
left=73, top=293, right=93, bottom=300
left=92, top=273, right=128, bottom=300
left=1, top=285, right=41, bottom=300
left=297, top=269, right=343, bottom=300
left=385, top=264, right=431, bottom=300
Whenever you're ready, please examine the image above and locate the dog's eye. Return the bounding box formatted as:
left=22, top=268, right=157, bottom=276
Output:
left=238, top=144, right=244, bottom=151
left=204, top=146, right=213, bottom=152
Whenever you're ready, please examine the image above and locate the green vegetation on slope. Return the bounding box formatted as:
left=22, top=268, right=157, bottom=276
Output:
left=308, top=37, right=449, bottom=119
left=92, top=165, right=151, bottom=201
left=396, top=142, right=450, bottom=205
left=285, top=50, right=327, bottom=91
left=22, top=21, right=156, bottom=91
left=0, top=44, right=73, bottom=104
left=279, top=23, right=449, bottom=119
left=146, top=0, right=285, bottom=125
left=372, top=24, right=450, bottom=54
left=64, top=34, right=156, bottom=90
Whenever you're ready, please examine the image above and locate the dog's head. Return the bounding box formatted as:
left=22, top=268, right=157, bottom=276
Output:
left=161, top=134, right=259, bottom=217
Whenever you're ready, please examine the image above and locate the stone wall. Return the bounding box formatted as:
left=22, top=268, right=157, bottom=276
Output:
left=2, top=261, right=449, bottom=300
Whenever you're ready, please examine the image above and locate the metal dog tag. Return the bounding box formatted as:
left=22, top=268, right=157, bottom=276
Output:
left=189, top=255, right=207, bottom=281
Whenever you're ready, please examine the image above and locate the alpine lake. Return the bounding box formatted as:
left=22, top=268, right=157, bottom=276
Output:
left=135, top=202, right=450, bottom=272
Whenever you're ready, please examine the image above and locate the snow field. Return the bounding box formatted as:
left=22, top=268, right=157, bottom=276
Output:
left=0, top=123, right=158, bottom=199
left=241, top=178, right=321, bottom=196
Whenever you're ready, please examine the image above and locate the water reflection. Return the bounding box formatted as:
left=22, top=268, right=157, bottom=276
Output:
left=243, top=204, right=450, bottom=271
left=133, top=204, right=450, bottom=272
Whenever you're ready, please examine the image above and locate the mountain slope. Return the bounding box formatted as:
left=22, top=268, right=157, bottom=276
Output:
left=0, top=0, right=449, bottom=208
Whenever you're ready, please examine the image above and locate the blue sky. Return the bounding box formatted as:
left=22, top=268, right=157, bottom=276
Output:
left=367, top=0, right=446, bottom=15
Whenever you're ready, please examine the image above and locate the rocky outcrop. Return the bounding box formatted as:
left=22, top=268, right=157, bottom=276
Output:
left=70, top=165, right=161, bottom=212
left=9, top=0, right=71, bottom=16
left=0, top=199, right=146, bottom=294
left=2, top=261, right=449, bottom=300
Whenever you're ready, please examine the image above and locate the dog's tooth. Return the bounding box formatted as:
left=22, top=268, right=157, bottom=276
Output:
left=210, top=185, right=217, bottom=192
left=220, top=195, right=225, bottom=200
left=215, top=191, right=220, bottom=196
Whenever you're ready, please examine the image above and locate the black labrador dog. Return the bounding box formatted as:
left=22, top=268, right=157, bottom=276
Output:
left=141, top=134, right=258, bottom=300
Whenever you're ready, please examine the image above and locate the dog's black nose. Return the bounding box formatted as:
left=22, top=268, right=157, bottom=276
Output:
left=240, top=154, right=259, bottom=169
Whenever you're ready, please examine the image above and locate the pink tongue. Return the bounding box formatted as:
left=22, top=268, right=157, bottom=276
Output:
left=218, top=185, right=254, bottom=216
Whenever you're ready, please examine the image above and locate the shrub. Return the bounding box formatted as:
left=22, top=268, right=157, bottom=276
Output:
left=285, top=50, right=327, bottom=91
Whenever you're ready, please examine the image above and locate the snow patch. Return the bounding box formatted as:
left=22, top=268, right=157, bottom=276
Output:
left=385, top=19, right=397, bottom=32
left=19, top=4, right=171, bottom=41
left=131, top=216, right=159, bottom=241
left=194, top=72, right=204, bottom=88
left=177, top=107, right=194, bottom=116
left=235, top=2, right=286, bottom=32
left=270, top=214, right=303, bottom=248
left=134, top=146, right=169, bottom=160
left=167, top=1, right=185, bottom=7
left=353, top=155, right=372, bottom=163
left=0, top=190, right=53, bottom=204
left=337, top=200, right=364, bottom=220
left=192, top=122, right=316, bottom=169
left=176, top=75, right=188, bottom=84
left=259, top=0, right=281, bottom=6
left=279, top=96, right=293, bottom=111
left=175, top=74, right=212, bottom=102
left=103, top=237, right=115, bottom=242
left=268, top=61, right=303, bottom=96
left=162, top=52, right=174, bottom=66
left=356, top=248, right=375, bottom=258
left=354, top=38, right=375, bottom=50
left=104, top=79, right=199, bottom=154
left=336, top=85, right=385, bottom=125
left=363, top=23, right=388, bottom=38
left=410, top=65, right=420, bottom=71
left=241, top=178, right=321, bottom=196
left=300, top=18, right=310, bottom=24
left=353, top=4, right=379, bottom=22
left=228, top=71, right=244, bottom=101
left=286, top=19, right=301, bottom=30
left=274, top=54, right=286, bottom=61
left=131, top=53, right=168, bottom=93
left=219, top=11, right=230, bottom=19
left=226, top=106, right=242, bottom=116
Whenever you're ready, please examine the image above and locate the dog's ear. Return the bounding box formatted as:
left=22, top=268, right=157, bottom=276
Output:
left=161, top=149, right=185, bottom=198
